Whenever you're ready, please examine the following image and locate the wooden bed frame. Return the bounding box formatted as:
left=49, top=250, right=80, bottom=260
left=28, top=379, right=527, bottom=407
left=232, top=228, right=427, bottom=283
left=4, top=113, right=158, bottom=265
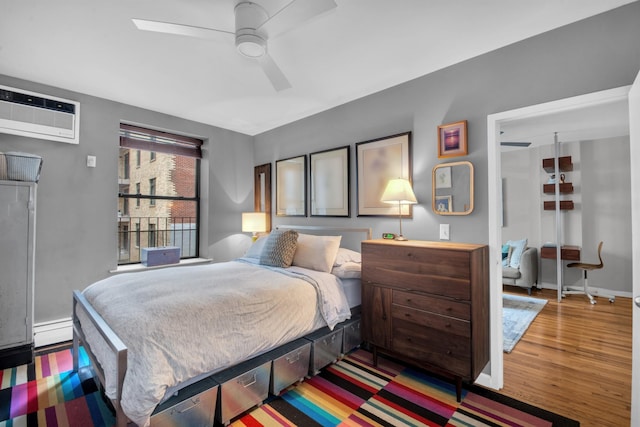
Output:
left=71, top=226, right=371, bottom=427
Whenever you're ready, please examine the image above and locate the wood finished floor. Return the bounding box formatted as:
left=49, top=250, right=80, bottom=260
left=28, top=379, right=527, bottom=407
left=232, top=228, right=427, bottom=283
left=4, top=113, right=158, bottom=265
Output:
left=501, top=286, right=632, bottom=427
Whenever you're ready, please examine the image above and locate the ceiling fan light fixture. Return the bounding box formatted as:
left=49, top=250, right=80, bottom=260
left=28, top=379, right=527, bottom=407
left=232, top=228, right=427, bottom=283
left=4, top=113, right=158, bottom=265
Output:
left=236, top=33, right=267, bottom=58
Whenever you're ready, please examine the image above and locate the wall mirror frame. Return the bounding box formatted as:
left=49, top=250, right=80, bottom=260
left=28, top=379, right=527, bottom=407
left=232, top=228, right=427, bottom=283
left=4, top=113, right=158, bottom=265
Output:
left=253, top=163, right=272, bottom=231
left=432, top=160, right=474, bottom=215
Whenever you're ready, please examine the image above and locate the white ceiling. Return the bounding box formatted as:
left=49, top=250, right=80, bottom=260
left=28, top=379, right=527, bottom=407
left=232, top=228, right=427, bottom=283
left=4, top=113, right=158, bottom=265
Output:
left=500, top=97, right=631, bottom=151
left=0, top=0, right=635, bottom=136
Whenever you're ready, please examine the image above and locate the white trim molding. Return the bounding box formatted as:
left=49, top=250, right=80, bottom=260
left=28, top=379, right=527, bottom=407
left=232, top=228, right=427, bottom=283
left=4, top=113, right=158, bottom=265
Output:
left=34, top=318, right=73, bottom=348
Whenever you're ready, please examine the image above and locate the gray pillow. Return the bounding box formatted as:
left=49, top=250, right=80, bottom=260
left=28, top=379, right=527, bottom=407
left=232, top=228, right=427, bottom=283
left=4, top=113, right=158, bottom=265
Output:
left=259, top=229, right=299, bottom=267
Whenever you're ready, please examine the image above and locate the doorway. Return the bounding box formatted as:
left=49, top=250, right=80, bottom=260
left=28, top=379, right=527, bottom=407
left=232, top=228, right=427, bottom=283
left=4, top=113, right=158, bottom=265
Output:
left=482, top=85, right=634, bottom=398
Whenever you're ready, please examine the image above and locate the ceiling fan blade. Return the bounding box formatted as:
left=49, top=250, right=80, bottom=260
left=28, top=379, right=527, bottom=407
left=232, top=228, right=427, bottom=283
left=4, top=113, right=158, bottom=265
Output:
left=259, top=0, right=337, bottom=38
left=132, top=18, right=233, bottom=39
left=258, top=54, right=292, bottom=92
left=501, top=142, right=532, bottom=147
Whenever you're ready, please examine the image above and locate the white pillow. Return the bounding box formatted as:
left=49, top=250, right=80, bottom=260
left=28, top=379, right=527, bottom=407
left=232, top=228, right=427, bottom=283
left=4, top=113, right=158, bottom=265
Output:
left=333, top=248, right=361, bottom=266
left=292, top=233, right=342, bottom=273
left=331, top=262, right=361, bottom=279
left=507, top=238, right=528, bottom=269
left=244, top=234, right=268, bottom=259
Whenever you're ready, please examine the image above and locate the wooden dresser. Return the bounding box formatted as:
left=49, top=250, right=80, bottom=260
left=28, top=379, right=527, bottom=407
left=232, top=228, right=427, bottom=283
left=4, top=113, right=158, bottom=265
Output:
left=361, top=239, right=489, bottom=400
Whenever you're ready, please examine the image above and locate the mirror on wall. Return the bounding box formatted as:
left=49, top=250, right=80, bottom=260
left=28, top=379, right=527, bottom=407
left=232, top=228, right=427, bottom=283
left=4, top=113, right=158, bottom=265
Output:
left=254, top=163, right=272, bottom=231
left=432, top=160, right=474, bottom=215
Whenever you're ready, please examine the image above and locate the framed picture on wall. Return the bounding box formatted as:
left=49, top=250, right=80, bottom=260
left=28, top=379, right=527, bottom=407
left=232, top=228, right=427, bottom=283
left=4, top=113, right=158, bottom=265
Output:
left=310, top=146, right=350, bottom=217
left=275, top=155, right=307, bottom=216
left=356, top=132, right=412, bottom=216
left=438, top=120, right=468, bottom=158
left=435, top=195, right=452, bottom=213
left=434, top=165, right=452, bottom=189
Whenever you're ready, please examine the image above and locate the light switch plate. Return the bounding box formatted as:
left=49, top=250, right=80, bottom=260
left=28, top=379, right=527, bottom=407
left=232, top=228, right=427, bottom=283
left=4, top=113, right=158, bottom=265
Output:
left=87, top=155, right=97, bottom=168
left=440, top=224, right=450, bottom=240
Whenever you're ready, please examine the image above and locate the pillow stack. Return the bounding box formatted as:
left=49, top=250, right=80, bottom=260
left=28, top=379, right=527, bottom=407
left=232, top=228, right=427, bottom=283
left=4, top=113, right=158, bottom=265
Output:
left=243, top=230, right=362, bottom=276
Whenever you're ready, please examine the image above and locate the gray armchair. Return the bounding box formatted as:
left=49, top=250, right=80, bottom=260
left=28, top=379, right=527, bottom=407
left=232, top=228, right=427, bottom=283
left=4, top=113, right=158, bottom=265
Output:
left=503, top=247, right=538, bottom=295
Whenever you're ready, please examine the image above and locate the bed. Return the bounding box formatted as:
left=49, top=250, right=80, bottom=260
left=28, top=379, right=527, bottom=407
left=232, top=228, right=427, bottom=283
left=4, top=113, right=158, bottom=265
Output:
left=72, top=226, right=370, bottom=427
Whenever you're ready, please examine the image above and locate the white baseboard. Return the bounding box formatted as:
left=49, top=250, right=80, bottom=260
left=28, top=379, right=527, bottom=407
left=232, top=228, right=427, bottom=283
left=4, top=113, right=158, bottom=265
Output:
left=34, top=318, right=73, bottom=348
left=536, top=282, right=632, bottom=299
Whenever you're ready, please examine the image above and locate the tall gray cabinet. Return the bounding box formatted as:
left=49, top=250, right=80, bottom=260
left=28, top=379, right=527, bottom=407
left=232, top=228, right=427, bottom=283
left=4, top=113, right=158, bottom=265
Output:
left=0, top=180, right=36, bottom=368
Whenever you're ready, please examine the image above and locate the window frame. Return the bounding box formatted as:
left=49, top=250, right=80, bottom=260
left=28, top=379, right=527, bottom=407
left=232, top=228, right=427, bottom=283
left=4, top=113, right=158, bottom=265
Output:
left=118, top=124, right=202, bottom=265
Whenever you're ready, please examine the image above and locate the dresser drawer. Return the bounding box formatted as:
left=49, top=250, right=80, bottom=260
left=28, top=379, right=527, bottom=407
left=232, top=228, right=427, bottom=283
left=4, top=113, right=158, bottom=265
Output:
left=392, top=304, right=470, bottom=338
left=362, top=244, right=471, bottom=299
left=392, top=319, right=471, bottom=378
left=393, top=290, right=470, bottom=320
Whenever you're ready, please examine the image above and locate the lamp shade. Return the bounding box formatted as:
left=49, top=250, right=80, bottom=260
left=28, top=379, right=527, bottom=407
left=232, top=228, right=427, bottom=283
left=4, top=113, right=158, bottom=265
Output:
left=380, top=178, right=417, bottom=205
left=242, top=212, right=267, bottom=233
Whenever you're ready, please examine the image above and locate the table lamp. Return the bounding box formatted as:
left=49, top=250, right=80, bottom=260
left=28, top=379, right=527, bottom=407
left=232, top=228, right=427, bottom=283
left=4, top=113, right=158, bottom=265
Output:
left=242, top=212, right=267, bottom=241
left=380, top=178, right=417, bottom=241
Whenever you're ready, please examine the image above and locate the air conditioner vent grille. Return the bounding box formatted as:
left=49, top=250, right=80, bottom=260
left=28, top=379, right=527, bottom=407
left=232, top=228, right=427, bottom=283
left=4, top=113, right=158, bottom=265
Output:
left=0, top=85, right=79, bottom=144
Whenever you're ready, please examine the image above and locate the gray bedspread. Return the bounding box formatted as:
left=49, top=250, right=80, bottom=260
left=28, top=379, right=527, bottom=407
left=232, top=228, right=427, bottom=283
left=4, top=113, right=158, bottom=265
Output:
left=78, top=259, right=351, bottom=427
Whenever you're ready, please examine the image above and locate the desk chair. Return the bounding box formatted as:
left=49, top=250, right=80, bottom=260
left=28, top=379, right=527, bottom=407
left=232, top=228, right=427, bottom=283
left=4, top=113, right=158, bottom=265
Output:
left=564, top=241, right=615, bottom=304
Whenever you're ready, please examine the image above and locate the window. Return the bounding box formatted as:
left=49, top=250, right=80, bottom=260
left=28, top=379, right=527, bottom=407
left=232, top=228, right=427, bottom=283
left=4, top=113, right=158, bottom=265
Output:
left=149, top=178, right=156, bottom=206
left=118, top=124, right=202, bottom=265
left=148, top=223, right=157, bottom=247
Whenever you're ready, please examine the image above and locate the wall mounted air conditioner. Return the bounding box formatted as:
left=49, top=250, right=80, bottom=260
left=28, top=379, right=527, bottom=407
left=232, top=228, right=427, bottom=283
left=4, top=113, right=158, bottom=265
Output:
left=0, top=85, right=80, bottom=144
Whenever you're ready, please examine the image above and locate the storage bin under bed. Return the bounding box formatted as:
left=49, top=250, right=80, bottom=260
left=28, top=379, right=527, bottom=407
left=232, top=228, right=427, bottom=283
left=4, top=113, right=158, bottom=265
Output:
left=267, top=338, right=311, bottom=395
left=212, top=355, right=271, bottom=426
left=150, top=376, right=218, bottom=427
left=340, top=315, right=362, bottom=355
left=305, top=326, right=343, bottom=376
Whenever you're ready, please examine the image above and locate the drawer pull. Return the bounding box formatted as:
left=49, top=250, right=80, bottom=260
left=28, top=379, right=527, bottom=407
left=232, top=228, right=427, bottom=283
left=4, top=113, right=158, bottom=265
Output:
left=405, top=298, right=412, bottom=303
left=405, top=313, right=411, bottom=318
left=286, top=352, right=301, bottom=364
left=238, top=373, right=257, bottom=387
left=171, top=397, right=200, bottom=415
left=447, top=350, right=452, bottom=355
left=445, top=322, right=451, bottom=328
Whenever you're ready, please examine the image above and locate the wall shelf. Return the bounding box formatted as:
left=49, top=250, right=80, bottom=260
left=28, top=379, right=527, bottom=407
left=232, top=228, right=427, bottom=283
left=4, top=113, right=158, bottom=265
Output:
left=542, top=156, right=573, bottom=173
left=543, top=183, right=574, bottom=194
left=543, top=200, right=574, bottom=210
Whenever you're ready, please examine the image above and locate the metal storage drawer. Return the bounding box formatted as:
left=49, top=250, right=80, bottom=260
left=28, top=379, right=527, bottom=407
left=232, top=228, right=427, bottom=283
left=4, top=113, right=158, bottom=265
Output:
left=150, top=377, right=218, bottom=427
left=213, top=358, right=271, bottom=425
left=341, top=317, right=362, bottom=355
left=270, top=338, right=311, bottom=395
left=305, top=327, right=343, bottom=375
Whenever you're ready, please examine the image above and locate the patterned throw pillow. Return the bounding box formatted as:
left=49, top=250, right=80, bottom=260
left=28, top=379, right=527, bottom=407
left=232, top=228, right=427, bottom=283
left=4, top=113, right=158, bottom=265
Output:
left=259, top=229, right=299, bottom=267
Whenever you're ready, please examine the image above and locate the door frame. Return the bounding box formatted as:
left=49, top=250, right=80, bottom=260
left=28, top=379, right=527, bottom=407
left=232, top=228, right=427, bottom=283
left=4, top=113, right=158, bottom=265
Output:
left=482, top=85, right=633, bottom=398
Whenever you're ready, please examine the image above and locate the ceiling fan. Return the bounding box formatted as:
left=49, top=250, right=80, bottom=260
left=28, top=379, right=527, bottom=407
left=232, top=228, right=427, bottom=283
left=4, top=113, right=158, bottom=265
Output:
left=500, top=131, right=531, bottom=148
left=500, top=141, right=532, bottom=147
left=132, top=0, right=337, bottom=91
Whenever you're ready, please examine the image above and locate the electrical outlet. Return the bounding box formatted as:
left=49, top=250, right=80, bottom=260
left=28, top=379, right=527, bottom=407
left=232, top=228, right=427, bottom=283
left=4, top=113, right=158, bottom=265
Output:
left=87, top=155, right=97, bottom=168
left=440, top=224, right=450, bottom=240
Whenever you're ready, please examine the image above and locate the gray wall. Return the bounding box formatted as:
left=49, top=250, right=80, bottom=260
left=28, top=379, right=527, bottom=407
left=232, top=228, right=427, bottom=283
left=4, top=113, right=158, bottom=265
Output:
left=1, top=2, right=639, bottom=325
left=502, top=137, right=632, bottom=294
left=255, top=3, right=640, bottom=247
left=0, top=76, right=255, bottom=323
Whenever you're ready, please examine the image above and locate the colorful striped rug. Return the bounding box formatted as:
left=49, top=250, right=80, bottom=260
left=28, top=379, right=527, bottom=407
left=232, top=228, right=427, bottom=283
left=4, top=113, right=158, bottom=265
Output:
left=0, top=347, right=578, bottom=426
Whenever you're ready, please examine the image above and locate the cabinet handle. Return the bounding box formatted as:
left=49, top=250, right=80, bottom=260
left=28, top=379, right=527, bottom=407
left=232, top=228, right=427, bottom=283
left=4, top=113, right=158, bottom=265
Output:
left=445, top=323, right=451, bottom=328
left=238, top=373, right=257, bottom=387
